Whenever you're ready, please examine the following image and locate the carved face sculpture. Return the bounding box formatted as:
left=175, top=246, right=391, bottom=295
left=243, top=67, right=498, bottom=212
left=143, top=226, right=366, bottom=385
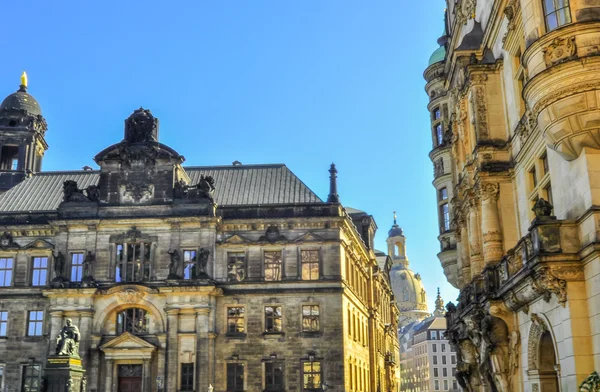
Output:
left=66, top=318, right=72, bottom=327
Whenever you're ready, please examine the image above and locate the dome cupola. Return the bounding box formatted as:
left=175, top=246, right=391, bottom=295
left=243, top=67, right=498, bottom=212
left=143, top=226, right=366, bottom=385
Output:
left=0, top=72, right=42, bottom=116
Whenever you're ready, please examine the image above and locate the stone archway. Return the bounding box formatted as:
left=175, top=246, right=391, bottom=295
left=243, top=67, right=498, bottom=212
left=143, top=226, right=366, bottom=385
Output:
left=527, top=314, right=560, bottom=392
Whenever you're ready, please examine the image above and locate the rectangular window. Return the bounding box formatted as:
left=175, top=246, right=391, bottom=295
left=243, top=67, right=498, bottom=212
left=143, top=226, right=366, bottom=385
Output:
left=303, top=361, right=322, bottom=390
left=432, top=343, right=437, bottom=352
left=115, top=242, right=151, bottom=283
left=442, top=368, right=447, bottom=377
left=227, top=252, right=246, bottom=282
left=264, top=251, right=282, bottom=281
left=434, top=380, right=439, bottom=391
left=21, top=364, right=41, bottom=392
left=544, top=0, right=571, bottom=31
left=301, top=250, right=319, bottom=280
left=453, top=380, right=458, bottom=390
left=433, top=356, right=438, bottom=365
left=302, top=305, right=320, bottom=332
left=451, top=355, right=456, bottom=365
left=439, top=187, right=448, bottom=201
left=431, top=331, right=437, bottom=340
left=441, top=343, right=446, bottom=352
left=544, top=183, right=553, bottom=206
left=443, top=379, right=448, bottom=390
left=31, top=257, right=48, bottom=286
left=440, top=204, right=450, bottom=232
left=530, top=166, right=538, bottom=187
left=433, top=108, right=441, bottom=121
left=264, top=306, right=282, bottom=333
left=183, top=250, right=197, bottom=280
left=436, top=124, right=444, bottom=146
left=442, top=356, right=447, bottom=365
left=541, top=153, right=549, bottom=175
left=433, top=368, right=438, bottom=377
left=265, top=362, right=284, bottom=391
left=27, top=311, right=43, bottom=336
left=181, top=363, right=194, bottom=391
left=0, top=257, right=13, bottom=286
left=227, top=363, right=244, bottom=392
left=70, top=253, right=84, bottom=282
left=0, top=311, right=7, bottom=336
left=452, top=368, right=456, bottom=376
left=227, top=306, right=245, bottom=334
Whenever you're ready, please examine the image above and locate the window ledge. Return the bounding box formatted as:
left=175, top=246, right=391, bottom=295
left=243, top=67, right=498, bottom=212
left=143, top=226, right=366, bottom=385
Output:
left=226, top=332, right=247, bottom=339
left=23, top=336, right=46, bottom=342
left=262, top=331, right=285, bottom=339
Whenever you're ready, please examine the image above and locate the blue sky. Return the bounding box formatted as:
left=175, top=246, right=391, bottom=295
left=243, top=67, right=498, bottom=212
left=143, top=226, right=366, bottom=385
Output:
left=1, top=0, right=454, bottom=308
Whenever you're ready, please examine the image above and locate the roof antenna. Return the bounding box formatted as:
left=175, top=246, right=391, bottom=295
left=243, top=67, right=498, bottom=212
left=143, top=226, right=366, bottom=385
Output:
left=327, top=163, right=340, bottom=203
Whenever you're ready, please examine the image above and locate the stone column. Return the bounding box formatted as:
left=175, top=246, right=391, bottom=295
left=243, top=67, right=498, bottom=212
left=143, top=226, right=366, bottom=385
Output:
left=480, top=182, right=503, bottom=266
left=195, top=307, right=210, bottom=392
left=166, top=309, right=180, bottom=391
left=143, top=358, right=151, bottom=392
left=105, top=359, right=114, bottom=392
left=78, top=310, right=94, bottom=369
left=467, top=196, right=483, bottom=277
left=49, top=310, right=64, bottom=354
left=455, top=223, right=468, bottom=287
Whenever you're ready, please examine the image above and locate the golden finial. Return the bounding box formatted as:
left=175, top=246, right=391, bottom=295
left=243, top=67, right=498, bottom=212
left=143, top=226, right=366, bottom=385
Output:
left=393, top=210, right=397, bottom=225
left=20, top=72, right=28, bottom=88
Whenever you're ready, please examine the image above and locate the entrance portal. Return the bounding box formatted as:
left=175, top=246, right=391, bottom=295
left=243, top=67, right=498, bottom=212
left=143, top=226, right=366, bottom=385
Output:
left=118, top=365, right=143, bottom=392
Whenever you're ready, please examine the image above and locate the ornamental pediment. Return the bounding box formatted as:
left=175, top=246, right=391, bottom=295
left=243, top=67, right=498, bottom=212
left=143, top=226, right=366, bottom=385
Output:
left=220, top=233, right=252, bottom=244
left=22, top=238, right=54, bottom=250
left=294, top=232, right=325, bottom=243
left=100, top=332, right=156, bottom=351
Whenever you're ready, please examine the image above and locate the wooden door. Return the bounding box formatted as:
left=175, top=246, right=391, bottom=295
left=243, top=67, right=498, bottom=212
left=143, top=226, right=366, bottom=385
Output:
left=118, top=376, right=142, bottom=392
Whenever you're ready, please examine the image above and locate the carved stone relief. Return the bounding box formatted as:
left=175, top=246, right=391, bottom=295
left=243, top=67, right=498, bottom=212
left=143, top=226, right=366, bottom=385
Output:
left=543, top=36, right=577, bottom=67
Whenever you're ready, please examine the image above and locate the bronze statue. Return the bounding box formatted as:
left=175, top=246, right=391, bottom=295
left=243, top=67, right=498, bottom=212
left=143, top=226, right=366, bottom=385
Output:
left=54, top=252, right=65, bottom=280
left=55, top=319, right=80, bottom=357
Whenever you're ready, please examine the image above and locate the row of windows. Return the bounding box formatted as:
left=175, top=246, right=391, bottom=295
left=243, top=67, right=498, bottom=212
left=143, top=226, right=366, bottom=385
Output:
left=227, top=305, right=321, bottom=334
left=345, top=255, right=369, bottom=303
left=434, top=378, right=458, bottom=391
left=414, top=354, right=454, bottom=367
left=180, top=361, right=322, bottom=392
left=347, top=358, right=370, bottom=392
left=0, top=311, right=43, bottom=337
left=0, top=249, right=323, bottom=287
left=347, top=307, right=369, bottom=345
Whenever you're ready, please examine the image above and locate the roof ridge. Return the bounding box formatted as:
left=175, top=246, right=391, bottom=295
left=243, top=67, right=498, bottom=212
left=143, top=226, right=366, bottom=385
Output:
left=184, top=163, right=286, bottom=170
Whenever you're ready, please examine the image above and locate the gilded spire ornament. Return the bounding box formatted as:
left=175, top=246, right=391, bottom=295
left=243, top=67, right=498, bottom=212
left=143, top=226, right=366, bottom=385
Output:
left=20, top=72, right=28, bottom=88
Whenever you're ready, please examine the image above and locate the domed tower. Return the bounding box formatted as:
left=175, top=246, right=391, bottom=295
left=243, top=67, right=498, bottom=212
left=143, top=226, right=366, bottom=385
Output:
left=387, top=213, right=430, bottom=327
left=433, top=287, right=445, bottom=317
left=0, top=73, right=48, bottom=191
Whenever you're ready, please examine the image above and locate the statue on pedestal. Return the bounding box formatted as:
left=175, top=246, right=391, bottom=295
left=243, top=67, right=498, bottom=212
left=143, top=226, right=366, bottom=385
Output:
left=55, top=319, right=81, bottom=357
left=167, top=249, right=181, bottom=279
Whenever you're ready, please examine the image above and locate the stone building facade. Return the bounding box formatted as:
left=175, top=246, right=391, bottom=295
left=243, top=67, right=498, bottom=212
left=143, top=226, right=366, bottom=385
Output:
left=0, top=76, right=400, bottom=392
left=424, top=1, right=600, bottom=391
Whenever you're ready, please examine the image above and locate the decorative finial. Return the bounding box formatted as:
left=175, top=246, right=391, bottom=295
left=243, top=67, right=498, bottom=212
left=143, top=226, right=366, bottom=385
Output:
left=393, top=211, right=397, bottom=225
left=434, top=287, right=445, bottom=317
left=327, top=163, right=340, bottom=203
left=21, top=72, right=28, bottom=88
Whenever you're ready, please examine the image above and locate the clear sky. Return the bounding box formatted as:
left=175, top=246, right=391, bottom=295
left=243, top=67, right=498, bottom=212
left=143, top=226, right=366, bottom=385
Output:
left=0, top=0, right=455, bottom=309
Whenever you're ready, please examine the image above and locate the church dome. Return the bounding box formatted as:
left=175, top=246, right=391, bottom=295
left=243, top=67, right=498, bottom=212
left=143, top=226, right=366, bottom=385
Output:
left=388, top=224, right=404, bottom=237
left=428, top=46, right=446, bottom=66
left=389, top=264, right=428, bottom=315
left=0, top=73, right=41, bottom=116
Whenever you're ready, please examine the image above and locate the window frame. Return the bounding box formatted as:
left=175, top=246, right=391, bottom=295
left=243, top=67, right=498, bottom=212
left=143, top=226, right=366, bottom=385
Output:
left=70, top=252, right=84, bottom=283
left=264, top=361, right=285, bottom=392
left=0, top=256, right=14, bottom=287
left=21, top=362, right=42, bottom=392
left=227, top=250, right=247, bottom=282
left=0, top=311, right=7, bottom=337
left=27, top=311, right=44, bottom=337
left=116, top=308, right=150, bottom=335
left=264, top=305, right=283, bottom=334
left=226, top=362, right=245, bottom=392
left=301, top=360, right=322, bottom=391
left=182, top=249, right=197, bottom=280
left=263, top=250, right=283, bottom=282
left=527, top=149, right=553, bottom=221
left=30, top=256, right=48, bottom=287
left=543, top=0, right=572, bottom=32
left=115, top=241, right=153, bottom=283
left=180, top=362, right=195, bottom=391
left=301, top=304, right=320, bottom=333
left=226, top=306, right=246, bottom=336
left=300, top=249, right=320, bottom=281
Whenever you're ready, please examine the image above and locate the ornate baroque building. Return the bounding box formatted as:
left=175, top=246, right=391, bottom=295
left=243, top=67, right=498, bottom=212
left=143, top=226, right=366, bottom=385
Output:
left=0, top=76, right=400, bottom=392
left=424, top=0, right=600, bottom=391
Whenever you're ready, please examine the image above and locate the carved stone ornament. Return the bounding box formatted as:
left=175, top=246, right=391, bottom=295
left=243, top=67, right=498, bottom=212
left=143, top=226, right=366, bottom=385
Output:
left=174, top=175, right=216, bottom=203
left=532, top=198, right=553, bottom=218
left=473, top=86, right=489, bottom=140
left=542, top=36, right=577, bottom=67
left=533, top=267, right=567, bottom=306
left=0, top=231, right=19, bottom=250
left=116, top=288, right=146, bottom=304
left=62, top=181, right=99, bottom=203
left=124, top=108, right=158, bottom=144
left=259, top=226, right=287, bottom=243
left=528, top=313, right=548, bottom=370
left=456, top=0, right=477, bottom=25
left=480, top=182, right=499, bottom=202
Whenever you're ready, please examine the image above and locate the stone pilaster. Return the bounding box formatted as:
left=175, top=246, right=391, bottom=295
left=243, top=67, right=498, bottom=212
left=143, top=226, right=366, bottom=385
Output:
left=49, top=310, right=64, bottom=354
left=480, top=182, right=503, bottom=266
left=467, top=195, right=483, bottom=277
left=143, top=358, right=151, bottom=392
left=456, top=224, right=470, bottom=287
left=195, top=307, right=210, bottom=392
left=78, top=310, right=94, bottom=369
left=166, top=308, right=180, bottom=391
left=105, top=359, right=114, bottom=392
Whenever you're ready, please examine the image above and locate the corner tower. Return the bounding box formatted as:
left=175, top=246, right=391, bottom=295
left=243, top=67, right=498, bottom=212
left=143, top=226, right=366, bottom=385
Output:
left=0, top=73, right=48, bottom=191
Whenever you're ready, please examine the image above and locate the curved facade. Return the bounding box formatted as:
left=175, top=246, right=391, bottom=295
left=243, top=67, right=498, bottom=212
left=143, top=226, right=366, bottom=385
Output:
left=424, top=1, right=600, bottom=391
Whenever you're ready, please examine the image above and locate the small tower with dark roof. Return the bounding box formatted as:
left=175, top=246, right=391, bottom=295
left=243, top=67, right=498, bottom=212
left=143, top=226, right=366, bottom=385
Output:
left=433, top=288, right=445, bottom=317
left=387, top=211, right=408, bottom=267
left=0, top=73, right=48, bottom=191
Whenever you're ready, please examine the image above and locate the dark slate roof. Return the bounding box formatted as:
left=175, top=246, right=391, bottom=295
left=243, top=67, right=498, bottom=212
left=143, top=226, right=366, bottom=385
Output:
left=0, top=164, right=321, bottom=212
left=0, top=87, right=42, bottom=116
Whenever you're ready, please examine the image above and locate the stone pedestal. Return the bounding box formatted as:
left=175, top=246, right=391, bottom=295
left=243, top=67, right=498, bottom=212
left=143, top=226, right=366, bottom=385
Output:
left=44, top=356, right=86, bottom=392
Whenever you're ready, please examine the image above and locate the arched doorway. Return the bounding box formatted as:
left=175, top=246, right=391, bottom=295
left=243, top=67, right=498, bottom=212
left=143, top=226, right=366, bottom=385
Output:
left=528, top=314, right=560, bottom=392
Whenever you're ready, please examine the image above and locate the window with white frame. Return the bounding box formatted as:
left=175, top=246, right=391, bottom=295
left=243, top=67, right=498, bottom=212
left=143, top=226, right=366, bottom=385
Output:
left=543, top=0, right=571, bottom=31
left=31, top=257, right=48, bottom=286
left=27, top=311, right=43, bottom=336
left=70, top=253, right=84, bottom=282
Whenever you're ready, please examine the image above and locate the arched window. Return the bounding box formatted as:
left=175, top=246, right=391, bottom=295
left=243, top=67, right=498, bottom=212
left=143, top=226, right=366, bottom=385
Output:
left=543, top=0, right=571, bottom=31
left=117, top=308, right=149, bottom=335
